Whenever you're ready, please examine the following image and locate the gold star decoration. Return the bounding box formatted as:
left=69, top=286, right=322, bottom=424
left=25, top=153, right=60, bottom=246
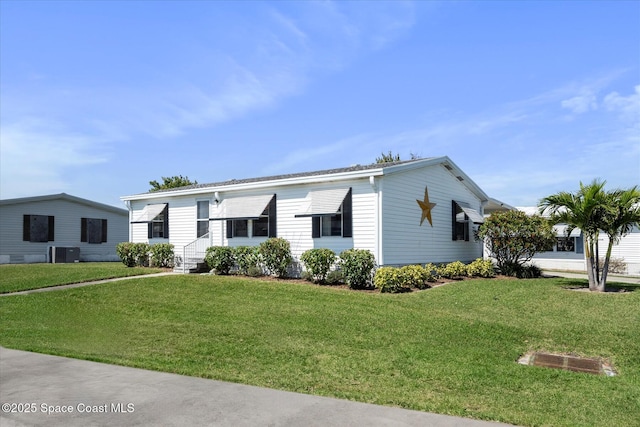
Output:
left=416, top=186, right=437, bottom=227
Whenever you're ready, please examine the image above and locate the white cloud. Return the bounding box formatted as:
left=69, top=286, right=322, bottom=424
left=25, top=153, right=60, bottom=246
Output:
left=0, top=119, right=109, bottom=199
left=561, top=92, right=598, bottom=114
left=603, top=84, right=640, bottom=122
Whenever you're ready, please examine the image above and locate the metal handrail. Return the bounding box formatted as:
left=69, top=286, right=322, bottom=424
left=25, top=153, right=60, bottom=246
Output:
left=181, top=233, right=210, bottom=273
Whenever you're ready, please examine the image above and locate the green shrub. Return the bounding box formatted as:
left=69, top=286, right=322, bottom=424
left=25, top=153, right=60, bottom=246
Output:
left=325, top=269, right=344, bottom=285
left=517, top=264, right=542, bottom=279
left=116, top=242, right=137, bottom=267
left=423, top=263, right=440, bottom=282
left=234, top=246, right=261, bottom=275
left=438, top=261, right=467, bottom=279
left=259, top=238, right=292, bottom=278
left=149, top=243, right=174, bottom=268
left=339, top=249, right=376, bottom=289
left=300, top=248, right=337, bottom=283
left=467, top=258, right=496, bottom=278
left=246, top=265, right=264, bottom=277
left=131, top=243, right=150, bottom=267
left=400, top=265, right=431, bottom=289
left=204, top=246, right=235, bottom=275
left=374, top=267, right=407, bottom=293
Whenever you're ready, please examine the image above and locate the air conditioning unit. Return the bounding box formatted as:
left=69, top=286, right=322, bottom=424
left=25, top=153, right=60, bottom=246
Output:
left=49, top=247, right=80, bottom=263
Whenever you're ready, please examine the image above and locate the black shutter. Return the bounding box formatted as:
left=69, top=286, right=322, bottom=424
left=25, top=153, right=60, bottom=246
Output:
left=23, top=215, right=31, bottom=241
left=451, top=200, right=457, bottom=241
left=148, top=223, right=153, bottom=239
left=268, top=195, right=277, bottom=237
left=342, top=188, right=353, bottom=238
left=163, top=206, right=169, bottom=239
left=81, top=218, right=88, bottom=242
left=48, top=216, right=55, bottom=241
left=312, top=217, right=320, bottom=238
left=226, top=220, right=233, bottom=239
left=102, top=219, right=108, bottom=242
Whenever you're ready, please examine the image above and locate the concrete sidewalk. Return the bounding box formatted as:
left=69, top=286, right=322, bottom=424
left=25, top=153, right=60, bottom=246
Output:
left=542, top=270, right=640, bottom=284
left=0, top=347, right=512, bottom=427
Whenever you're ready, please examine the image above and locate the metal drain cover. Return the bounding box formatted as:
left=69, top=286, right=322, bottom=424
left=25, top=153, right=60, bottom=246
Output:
left=518, top=352, right=616, bottom=376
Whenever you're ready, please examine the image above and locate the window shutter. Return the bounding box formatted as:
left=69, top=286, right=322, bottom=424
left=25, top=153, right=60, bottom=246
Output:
left=148, top=223, right=153, bottom=239
left=81, top=218, right=88, bottom=242
left=451, top=200, right=457, bottom=241
left=226, top=221, right=233, bottom=239
left=48, top=216, right=55, bottom=241
left=163, top=206, right=169, bottom=239
left=23, top=215, right=31, bottom=241
left=102, top=219, right=108, bottom=242
left=312, top=217, right=320, bottom=238
left=576, top=234, right=584, bottom=254
left=268, top=195, right=277, bottom=237
left=342, top=188, right=353, bottom=238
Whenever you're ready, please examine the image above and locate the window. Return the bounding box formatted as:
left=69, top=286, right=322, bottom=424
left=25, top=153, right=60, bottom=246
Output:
left=148, top=205, right=169, bottom=239
left=556, top=237, right=575, bottom=252
left=224, top=195, right=276, bottom=239
left=81, top=218, right=107, bottom=244
left=310, top=189, right=352, bottom=238
left=197, top=201, right=209, bottom=238
left=452, top=201, right=469, bottom=241
left=230, top=219, right=248, bottom=237
left=23, top=215, right=55, bottom=242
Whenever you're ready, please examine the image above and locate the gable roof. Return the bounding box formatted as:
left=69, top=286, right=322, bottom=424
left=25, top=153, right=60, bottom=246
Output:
left=0, top=193, right=128, bottom=216
left=121, top=156, right=489, bottom=203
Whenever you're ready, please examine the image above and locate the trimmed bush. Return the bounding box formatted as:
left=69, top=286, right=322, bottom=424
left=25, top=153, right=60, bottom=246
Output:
left=149, top=243, right=174, bottom=268
left=467, top=258, right=496, bottom=278
left=204, top=246, right=235, bottom=275
left=131, top=243, right=150, bottom=267
left=438, top=261, right=467, bottom=279
left=259, top=238, right=292, bottom=278
left=423, top=263, right=440, bottom=282
left=339, top=249, right=376, bottom=289
left=325, top=269, right=344, bottom=285
left=116, top=242, right=137, bottom=267
left=400, top=265, right=431, bottom=289
left=234, top=246, right=261, bottom=275
left=300, top=248, right=337, bottom=284
left=374, top=267, right=400, bottom=293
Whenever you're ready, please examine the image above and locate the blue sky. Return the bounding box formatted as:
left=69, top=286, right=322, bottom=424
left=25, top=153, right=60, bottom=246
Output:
left=1, top=0, right=639, bottom=208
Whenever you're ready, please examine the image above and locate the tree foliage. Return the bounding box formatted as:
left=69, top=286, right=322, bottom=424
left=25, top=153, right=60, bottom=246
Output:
left=375, top=151, right=401, bottom=163
left=539, top=180, right=640, bottom=291
left=477, top=210, right=555, bottom=276
left=149, top=175, right=197, bottom=192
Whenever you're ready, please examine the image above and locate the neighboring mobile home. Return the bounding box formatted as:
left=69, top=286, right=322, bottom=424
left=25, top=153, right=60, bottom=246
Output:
left=518, top=207, right=640, bottom=275
left=121, top=157, right=490, bottom=273
left=0, top=193, right=129, bottom=264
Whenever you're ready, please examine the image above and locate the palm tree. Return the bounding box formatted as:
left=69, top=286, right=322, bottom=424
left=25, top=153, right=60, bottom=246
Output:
left=600, top=186, right=640, bottom=285
left=539, top=180, right=611, bottom=292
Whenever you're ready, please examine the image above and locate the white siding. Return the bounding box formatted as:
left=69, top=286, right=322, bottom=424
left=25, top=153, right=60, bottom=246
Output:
left=127, top=180, right=379, bottom=267
left=379, top=164, right=484, bottom=266
left=0, top=198, right=128, bottom=264
left=530, top=228, right=640, bottom=275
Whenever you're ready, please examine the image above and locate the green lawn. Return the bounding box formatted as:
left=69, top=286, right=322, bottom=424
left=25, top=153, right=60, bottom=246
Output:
left=0, top=262, right=166, bottom=293
left=1, top=274, right=638, bottom=426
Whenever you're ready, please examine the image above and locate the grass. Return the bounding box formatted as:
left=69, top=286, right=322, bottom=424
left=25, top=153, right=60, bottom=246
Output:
left=0, top=262, right=166, bottom=293
left=1, top=273, right=639, bottom=426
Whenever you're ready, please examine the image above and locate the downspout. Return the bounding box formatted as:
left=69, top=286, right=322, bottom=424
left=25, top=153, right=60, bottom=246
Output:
left=370, top=176, right=382, bottom=267
left=124, top=200, right=132, bottom=242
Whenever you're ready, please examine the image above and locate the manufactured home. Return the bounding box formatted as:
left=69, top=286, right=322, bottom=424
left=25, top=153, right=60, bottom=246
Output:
left=121, top=157, right=490, bottom=273
left=0, top=193, right=129, bottom=264
left=518, top=207, right=640, bottom=275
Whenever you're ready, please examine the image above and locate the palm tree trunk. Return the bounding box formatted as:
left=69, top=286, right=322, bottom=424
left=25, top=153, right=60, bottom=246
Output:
left=585, top=238, right=598, bottom=291
left=599, top=240, right=615, bottom=292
